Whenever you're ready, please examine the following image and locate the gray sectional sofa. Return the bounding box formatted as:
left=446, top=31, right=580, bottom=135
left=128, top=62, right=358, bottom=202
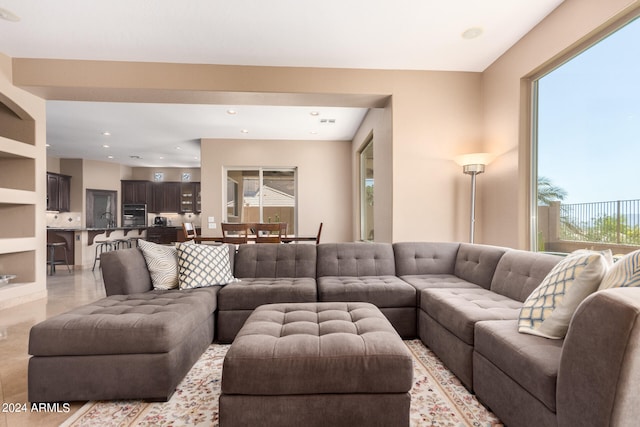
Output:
left=28, top=241, right=640, bottom=427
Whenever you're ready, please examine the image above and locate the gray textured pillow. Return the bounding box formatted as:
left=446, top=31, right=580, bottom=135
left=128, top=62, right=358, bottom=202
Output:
left=138, top=239, right=179, bottom=290
left=177, top=243, right=235, bottom=289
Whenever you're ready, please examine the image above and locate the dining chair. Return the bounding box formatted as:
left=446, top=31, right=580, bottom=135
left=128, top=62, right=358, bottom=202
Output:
left=314, top=222, right=323, bottom=244
left=182, top=222, right=198, bottom=241
left=255, top=223, right=283, bottom=243
left=221, top=222, right=250, bottom=244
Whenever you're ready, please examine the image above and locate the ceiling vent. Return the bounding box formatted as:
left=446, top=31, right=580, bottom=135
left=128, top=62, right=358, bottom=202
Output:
left=320, top=118, right=336, bottom=124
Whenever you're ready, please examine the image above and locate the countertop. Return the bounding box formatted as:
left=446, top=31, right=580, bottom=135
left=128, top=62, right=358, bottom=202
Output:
left=47, top=226, right=148, bottom=245
left=47, top=226, right=149, bottom=231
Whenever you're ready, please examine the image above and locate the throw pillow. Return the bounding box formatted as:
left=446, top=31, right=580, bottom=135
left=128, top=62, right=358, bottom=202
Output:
left=599, top=249, right=640, bottom=289
left=138, top=239, right=179, bottom=290
left=518, top=249, right=611, bottom=339
left=177, top=243, right=235, bottom=289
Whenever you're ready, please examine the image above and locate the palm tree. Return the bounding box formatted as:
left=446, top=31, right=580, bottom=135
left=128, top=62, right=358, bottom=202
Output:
left=537, top=176, right=568, bottom=206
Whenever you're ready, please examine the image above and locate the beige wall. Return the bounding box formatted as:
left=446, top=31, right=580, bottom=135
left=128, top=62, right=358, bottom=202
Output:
left=481, top=0, right=639, bottom=249
left=13, top=61, right=483, bottom=244
left=201, top=138, right=352, bottom=242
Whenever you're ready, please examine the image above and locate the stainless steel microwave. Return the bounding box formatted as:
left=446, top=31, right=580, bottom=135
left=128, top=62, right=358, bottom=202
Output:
left=122, top=204, right=147, bottom=226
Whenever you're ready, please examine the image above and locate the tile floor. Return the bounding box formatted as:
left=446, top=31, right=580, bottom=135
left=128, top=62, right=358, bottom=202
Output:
left=0, top=269, right=106, bottom=427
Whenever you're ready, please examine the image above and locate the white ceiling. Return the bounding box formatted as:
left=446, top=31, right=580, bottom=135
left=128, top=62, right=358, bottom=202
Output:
left=0, top=0, right=564, bottom=167
left=45, top=102, right=369, bottom=167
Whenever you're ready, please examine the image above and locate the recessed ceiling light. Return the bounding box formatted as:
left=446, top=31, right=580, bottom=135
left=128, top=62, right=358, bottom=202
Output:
left=159, top=156, right=165, bottom=160
left=107, top=155, right=114, bottom=159
left=102, top=144, right=110, bottom=148
left=102, top=131, right=111, bottom=136
left=310, top=130, right=318, bottom=135
left=462, top=27, right=483, bottom=40
left=240, top=129, right=249, bottom=134
left=194, top=156, right=199, bottom=160
left=45, top=144, right=51, bottom=148
left=227, top=109, right=238, bottom=115
left=175, top=146, right=182, bottom=150
left=310, top=111, right=320, bottom=116
left=0, top=7, right=20, bottom=22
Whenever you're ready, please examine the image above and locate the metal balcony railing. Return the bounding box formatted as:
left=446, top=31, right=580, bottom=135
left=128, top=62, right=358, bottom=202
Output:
left=559, top=199, right=640, bottom=245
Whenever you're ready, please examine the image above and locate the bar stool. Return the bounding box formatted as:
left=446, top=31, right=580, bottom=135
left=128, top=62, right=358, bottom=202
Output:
left=92, top=240, right=115, bottom=271
left=113, top=238, right=131, bottom=249
left=47, top=242, right=72, bottom=276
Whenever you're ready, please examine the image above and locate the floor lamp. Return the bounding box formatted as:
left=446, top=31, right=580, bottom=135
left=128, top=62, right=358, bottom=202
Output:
left=456, top=153, right=491, bottom=244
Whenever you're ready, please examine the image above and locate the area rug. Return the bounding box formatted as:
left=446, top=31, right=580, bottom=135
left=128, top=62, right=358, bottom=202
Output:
left=60, top=340, right=502, bottom=427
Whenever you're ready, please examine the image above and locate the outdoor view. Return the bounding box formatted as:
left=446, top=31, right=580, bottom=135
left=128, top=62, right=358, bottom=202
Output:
left=536, top=16, right=640, bottom=254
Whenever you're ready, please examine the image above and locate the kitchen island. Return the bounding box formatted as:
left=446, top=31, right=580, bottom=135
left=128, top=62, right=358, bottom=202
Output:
left=47, top=227, right=147, bottom=269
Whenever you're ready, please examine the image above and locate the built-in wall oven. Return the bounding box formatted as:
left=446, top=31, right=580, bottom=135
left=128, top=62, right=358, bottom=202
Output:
left=122, top=204, right=147, bottom=227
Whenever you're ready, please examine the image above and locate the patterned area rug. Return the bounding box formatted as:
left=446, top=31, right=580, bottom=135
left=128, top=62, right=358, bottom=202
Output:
left=60, top=340, right=502, bottom=427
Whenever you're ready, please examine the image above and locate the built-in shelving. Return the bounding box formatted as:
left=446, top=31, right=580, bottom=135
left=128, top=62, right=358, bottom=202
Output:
left=0, top=95, right=40, bottom=309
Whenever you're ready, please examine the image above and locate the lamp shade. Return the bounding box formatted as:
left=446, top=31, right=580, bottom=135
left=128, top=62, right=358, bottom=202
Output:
left=454, top=152, right=494, bottom=167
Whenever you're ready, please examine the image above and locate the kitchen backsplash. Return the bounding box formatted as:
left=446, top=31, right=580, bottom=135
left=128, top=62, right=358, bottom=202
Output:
left=148, top=213, right=201, bottom=227
left=47, top=212, right=82, bottom=228
left=46, top=212, right=201, bottom=228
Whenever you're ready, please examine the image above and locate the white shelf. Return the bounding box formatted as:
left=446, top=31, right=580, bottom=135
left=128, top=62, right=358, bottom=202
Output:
left=0, top=135, right=37, bottom=159
left=0, top=188, right=37, bottom=205
left=0, top=237, right=36, bottom=255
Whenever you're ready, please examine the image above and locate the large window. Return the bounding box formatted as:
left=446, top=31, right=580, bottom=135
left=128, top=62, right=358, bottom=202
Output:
left=534, top=16, right=640, bottom=253
left=224, top=168, right=297, bottom=234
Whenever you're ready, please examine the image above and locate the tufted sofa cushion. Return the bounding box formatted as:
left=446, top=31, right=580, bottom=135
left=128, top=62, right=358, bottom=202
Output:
left=222, top=302, right=413, bottom=395
left=421, top=287, right=522, bottom=344
left=393, top=242, right=460, bottom=276
left=318, top=276, right=416, bottom=307
left=218, top=277, right=317, bottom=310
left=233, top=243, right=317, bottom=278
left=317, top=243, right=396, bottom=277
left=490, top=249, right=562, bottom=302
left=28, top=288, right=218, bottom=356
left=454, top=244, right=507, bottom=289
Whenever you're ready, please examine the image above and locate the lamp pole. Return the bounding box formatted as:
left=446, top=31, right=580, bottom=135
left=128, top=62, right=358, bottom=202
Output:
left=463, top=163, right=485, bottom=244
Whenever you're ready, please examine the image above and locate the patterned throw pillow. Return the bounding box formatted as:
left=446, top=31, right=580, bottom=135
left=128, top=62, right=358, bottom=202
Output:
left=518, top=250, right=611, bottom=339
left=599, top=249, right=640, bottom=289
left=138, top=239, right=179, bottom=290
left=177, top=243, right=235, bottom=289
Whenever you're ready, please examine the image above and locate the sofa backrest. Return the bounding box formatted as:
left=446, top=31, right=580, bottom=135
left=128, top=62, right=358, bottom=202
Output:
left=234, top=243, right=317, bottom=278
left=393, top=242, right=460, bottom=276
left=100, top=248, right=153, bottom=295
left=317, top=242, right=396, bottom=277
left=453, top=243, right=507, bottom=289
left=558, top=288, right=640, bottom=427
left=490, top=249, right=561, bottom=301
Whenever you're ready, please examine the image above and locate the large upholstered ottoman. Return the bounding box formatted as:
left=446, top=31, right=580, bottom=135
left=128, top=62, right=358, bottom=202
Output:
left=219, top=302, right=414, bottom=427
left=28, top=289, right=218, bottom=402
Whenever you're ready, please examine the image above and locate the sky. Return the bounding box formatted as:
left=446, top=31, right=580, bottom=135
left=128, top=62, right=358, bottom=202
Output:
left=537, top=16, right=640, bottom=205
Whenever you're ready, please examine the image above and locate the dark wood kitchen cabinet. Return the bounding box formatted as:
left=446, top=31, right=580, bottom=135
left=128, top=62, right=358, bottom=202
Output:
left=146, top=226, right=179, bottom=244
left=150, top=182, right=181, bottom=213
left=121, top=180, right=151, bottom=205
left=46, top=172, right=71, bottom=212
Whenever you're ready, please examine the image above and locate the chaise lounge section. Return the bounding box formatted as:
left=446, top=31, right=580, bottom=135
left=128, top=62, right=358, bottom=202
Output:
left=28, top=248, right=220, bottom=402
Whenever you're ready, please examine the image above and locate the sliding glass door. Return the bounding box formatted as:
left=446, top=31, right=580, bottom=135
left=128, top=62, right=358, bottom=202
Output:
left=225, top=168, right=297, bottom=234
